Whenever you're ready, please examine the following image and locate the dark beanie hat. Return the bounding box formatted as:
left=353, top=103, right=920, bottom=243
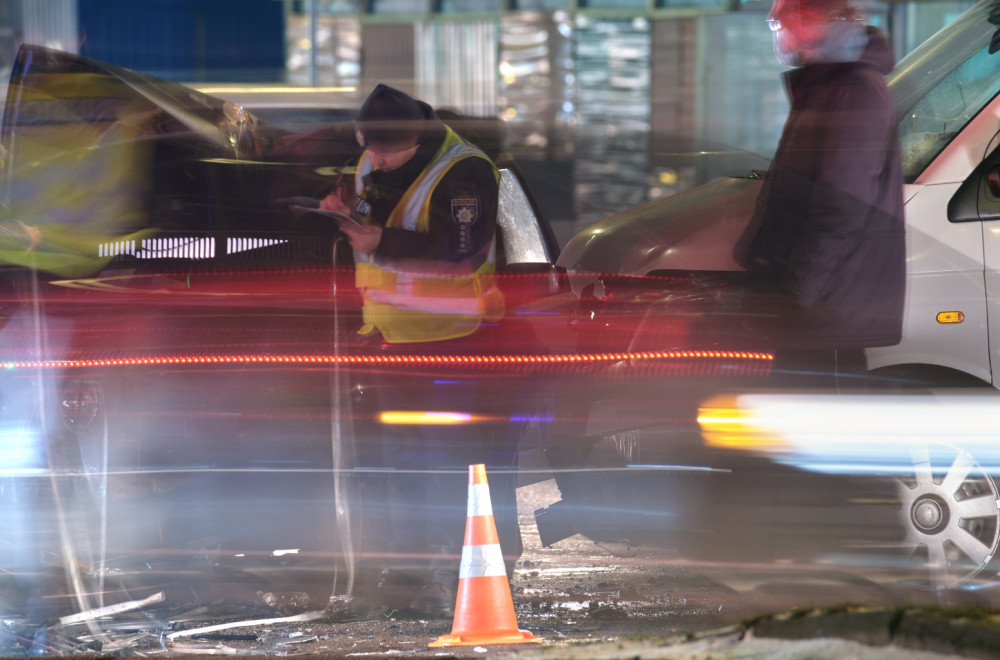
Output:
left=356, top=83, right=433, bottom=149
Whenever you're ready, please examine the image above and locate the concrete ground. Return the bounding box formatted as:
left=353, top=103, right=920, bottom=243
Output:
left=508, top=605, right=1000, bottom=660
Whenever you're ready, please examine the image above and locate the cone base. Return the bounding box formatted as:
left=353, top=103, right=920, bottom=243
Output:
left=428, top=630, right=538, bottom=647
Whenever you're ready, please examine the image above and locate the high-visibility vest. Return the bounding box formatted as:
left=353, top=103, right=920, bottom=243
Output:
left=353, top=126, right=504, bottom=343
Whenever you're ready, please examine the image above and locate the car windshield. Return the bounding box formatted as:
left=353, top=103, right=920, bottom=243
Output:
left=890, top=0, right=1000, bottom=180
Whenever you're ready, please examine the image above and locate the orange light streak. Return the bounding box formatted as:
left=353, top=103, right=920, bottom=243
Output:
left=379, top=411, right=476, bottom=425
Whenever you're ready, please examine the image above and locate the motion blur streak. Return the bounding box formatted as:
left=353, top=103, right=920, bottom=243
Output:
left=378, top=411, right=475, bottom=425
left=698, top=391, right=1000, bottom=474
left=193, top=86, right=358, bottom=94
left=697, top=394, right=788, bottom=450
left=0, top=428, right=44, bottom=477
left=0, top=349, right=773, bottom=370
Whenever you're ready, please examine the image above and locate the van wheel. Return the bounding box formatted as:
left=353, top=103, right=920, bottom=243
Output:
left=895, top=442, right=1000, bottom=590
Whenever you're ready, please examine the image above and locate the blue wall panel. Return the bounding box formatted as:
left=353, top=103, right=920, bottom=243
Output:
left=78, top=0, right=285, bottom=81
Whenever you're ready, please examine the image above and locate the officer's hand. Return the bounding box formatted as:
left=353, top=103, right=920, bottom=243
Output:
left=319, top=189, right=353, bottom=215
left=340, top=222, right=382, bottom=254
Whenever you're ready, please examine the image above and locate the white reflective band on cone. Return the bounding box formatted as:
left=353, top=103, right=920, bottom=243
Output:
left=459, top=543, right=507, bottom=579
left=467, top=483, right=493, bottom=517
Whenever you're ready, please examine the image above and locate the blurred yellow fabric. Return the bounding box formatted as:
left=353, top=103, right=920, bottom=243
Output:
left=0, top=72, right=154, bottom=277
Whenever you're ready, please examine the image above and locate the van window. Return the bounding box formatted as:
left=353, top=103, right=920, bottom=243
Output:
left=898, top=44, right=1000, bottom=180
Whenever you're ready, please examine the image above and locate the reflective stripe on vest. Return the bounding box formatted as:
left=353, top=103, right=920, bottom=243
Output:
left=366, top=280, right=501, bottom=316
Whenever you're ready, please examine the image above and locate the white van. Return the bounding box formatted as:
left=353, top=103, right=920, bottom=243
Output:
left=558, top=0, right=1000, bottom=388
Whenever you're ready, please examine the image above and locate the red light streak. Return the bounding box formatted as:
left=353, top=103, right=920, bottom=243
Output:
left=0, top=350, right=772, bottom=370
left=56, top=266, right=578, bottom=281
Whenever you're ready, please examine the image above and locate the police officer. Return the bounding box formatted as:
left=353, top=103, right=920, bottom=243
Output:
left=320, top=84, right=517, bottom=618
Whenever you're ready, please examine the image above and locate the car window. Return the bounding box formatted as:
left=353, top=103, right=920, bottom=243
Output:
left=898, top=44, right=1000, bottom=180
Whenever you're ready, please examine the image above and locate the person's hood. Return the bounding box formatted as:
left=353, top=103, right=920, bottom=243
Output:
left=805, top=20, right=868, bottom=64
left=784, top=23, right=893, bottom=73
left=856, top=26, right=895, bottom=75
left=784, top=26, right=896, bottom=97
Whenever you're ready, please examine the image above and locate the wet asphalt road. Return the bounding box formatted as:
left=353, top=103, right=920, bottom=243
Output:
left=5, top=478, right=995, bottom=658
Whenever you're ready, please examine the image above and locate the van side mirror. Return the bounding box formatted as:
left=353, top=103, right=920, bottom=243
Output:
left=948, top=159, right=1000, bottom=223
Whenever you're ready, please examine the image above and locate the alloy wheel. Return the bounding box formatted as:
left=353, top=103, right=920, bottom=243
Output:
left=896, top=443, right=1000, bottom=590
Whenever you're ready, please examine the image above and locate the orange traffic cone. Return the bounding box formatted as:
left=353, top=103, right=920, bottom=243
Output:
left=429, top=464, right=538, bottom=647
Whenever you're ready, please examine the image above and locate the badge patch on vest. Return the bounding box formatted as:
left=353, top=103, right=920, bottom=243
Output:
left=451, top=197, right=480, bottom=225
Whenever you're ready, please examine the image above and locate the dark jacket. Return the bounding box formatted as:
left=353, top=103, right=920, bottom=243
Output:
left=740, top=26, right=905, bottom=349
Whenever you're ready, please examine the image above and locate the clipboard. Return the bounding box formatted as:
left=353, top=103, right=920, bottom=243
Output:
left=289, top=204, right=362, bottom=230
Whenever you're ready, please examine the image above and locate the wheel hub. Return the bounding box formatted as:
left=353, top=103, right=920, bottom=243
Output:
left=60, top=380, right=102, bottom=430
left=911, top=494, right=949, bottom=535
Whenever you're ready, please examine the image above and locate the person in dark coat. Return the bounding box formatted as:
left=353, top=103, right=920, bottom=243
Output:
left=737, top=0, right=906, bottom=381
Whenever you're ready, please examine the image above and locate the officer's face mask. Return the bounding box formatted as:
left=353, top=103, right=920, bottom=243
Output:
left=366, top=142, right=420, bottom=172
left=356, top=121, right=420, bottom=172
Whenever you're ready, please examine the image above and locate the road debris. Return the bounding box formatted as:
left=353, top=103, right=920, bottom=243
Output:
left=58, top=590, right=165, bottom=626
left=166, top=610, right=326, bottom=641
left=258, top=591, right=312, bottom=616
